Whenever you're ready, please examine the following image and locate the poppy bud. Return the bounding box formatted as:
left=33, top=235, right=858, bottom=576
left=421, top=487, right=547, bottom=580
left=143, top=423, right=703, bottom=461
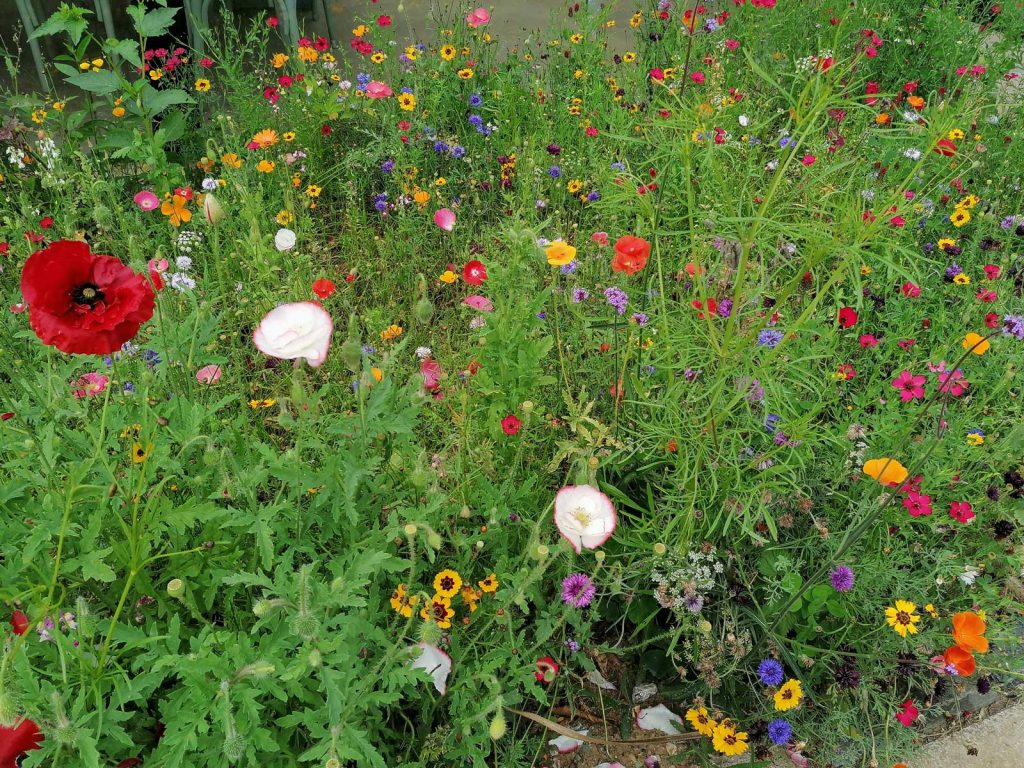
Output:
left=404, top=523, right=418, bottom=537
left=0, top=689, right=16, bottom=727
left=489, top=711, right=507, bottom=740
left=235, top=661, right=276, bottom=679
left=426, top=529, right=442, bottom=549
left=340, top=313, right=362, bottom=372
left=414, top=298, right=434, bottom=324
left=203, top=193, right=225, bottom=225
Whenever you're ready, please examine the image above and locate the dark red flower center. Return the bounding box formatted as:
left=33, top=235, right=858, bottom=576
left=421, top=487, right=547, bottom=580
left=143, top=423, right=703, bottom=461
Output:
left=432, top=602, right=449, bottom=620
left=897, top=611, right=911, bottom=625
left=439, top=576, right=455, bottom=592
left=72, top=282, right=105, bottom=308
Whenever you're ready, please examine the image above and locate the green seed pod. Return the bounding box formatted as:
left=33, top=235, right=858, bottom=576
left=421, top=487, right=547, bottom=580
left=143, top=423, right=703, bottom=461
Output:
left=488, top=711, right=507, bottom=740
left=166, top=578, right=185, bottom=598
left=340, top=314, right=363, bottom=372
left=413, top=297, right=434, bottom=325
left=426, top=530, right=442, bottom=550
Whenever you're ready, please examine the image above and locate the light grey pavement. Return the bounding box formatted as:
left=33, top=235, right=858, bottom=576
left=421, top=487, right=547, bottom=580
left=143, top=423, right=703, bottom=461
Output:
left=913, top=702, right=1024, bottom=768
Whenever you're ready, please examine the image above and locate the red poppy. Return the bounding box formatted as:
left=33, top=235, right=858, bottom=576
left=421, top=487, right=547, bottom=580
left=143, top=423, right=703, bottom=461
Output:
left=501, top=414, right=522, bottom=435
left=934, top=138, right=956, bottom=156
left=0, top=718, right=44, bottom=767
left=837, top=307, right=858, bottom=328
left=462, top=260, right=488, bottom=286
left=39, top=217, right=54, bottom=229
left=312, top=278, right=336, bottom=298
left=610, top=235, right=651, bottom=276
left=535, top=656, right=559, bottom=683
left=20, top=240, right=155, bottom=355
left=9, top=610, right=28, bottom=636
left=894, top=699, right=918, bottom=726
left=0, top=242, right=9, bottom=256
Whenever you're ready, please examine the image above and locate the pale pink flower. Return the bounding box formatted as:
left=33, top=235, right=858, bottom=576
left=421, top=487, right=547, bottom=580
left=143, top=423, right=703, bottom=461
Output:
left=433, top=208, right=456, bottom=231
left=466, top=7, right=491, bottom=27
left=196, top=364, right=222, bottom=385
left=365, top=81, right=393, bottom=99
left=71, top=372, right=109, bottom=399
left=253, top=302, right=333, bottom=367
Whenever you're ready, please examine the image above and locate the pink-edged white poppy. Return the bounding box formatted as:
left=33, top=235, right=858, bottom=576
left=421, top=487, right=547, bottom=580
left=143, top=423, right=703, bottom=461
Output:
left=786, top=747, right=810, bottom=768
left=595, top=763, right=626, bottom=768
left=134, top=191, right=160, bottom=211
left=410, top=642, right=452, bottom=695
left=433, top=208, right=456, bottom=231
left=554, top=484, right=616, bottom=554
left=635, top=704, right=683, bottom=735
left=196, top=364, right=222, bottom=384
left=462, top=295, right=493, bottom=311
left=253, top=302, right=333, bottom=367
left=366, top=81, right=393, bottom=99
left=548, top=730, right=587, bottom=754
left=466, top=7, right=491, bottom=27
left=274, top=228, right=296, bottom=252
left=203, top=193, right=224, bottom=224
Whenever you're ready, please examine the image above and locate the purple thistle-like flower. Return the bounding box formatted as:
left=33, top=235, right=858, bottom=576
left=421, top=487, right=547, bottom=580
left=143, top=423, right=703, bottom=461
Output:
left=562, top=573, right=596, bottom=608
left=604, top=287, right=629, bottom=315
left=683, top=593, right=704, bottom=613
left=717, top=297, right=733, bottom=318
left=572, top=288, right=590, bottom=303
left=1003, top=314, right=1024, bottom=340
left=945, top=262, right=963, bottom=278
left=632, top=312, right=649, bottom=326
left=758, top=329, right=784, bottom=348
left=758, top=658, right=785, bottom=686
left=830, top=565, right=855, bottom=592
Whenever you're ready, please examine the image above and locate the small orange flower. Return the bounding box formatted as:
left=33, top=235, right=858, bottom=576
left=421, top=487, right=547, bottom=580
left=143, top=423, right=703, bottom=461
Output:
left=943, top=645, right=976, bottom=676
left=160, top=194, right=192, bottom=227
left=952, top=611, right=988, bottom=654
left=862, top=458, right=908, bottom=486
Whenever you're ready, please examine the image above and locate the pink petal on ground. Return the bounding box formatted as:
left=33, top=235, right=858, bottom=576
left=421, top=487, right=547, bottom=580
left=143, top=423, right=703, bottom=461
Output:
left=433, top=208, right=456, bottom=231
left=196, top=364, right=222, bottom=384
left=410, top=643, right=452, bottom=695
left=462, top=295, right=493, bottom=311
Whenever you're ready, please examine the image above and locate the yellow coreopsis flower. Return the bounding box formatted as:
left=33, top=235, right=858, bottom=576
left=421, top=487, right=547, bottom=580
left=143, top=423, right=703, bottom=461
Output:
left=711, top=719, right=748, bottom=756
left=685, top=707, right=717, bottom=737
left=433, top=569, right=463, bottom=598
left=773, top=679, right=803, bottom=711
left=886, top=600, right=920, bottom=637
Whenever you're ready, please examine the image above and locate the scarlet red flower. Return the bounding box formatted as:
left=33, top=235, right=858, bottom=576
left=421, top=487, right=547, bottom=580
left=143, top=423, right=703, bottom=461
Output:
left=462, top=260, right=488, bottom=286
left=837, top=307, right=858, bottom=328
left=895, top=700, right=918, bottom=727
left=39, top=216, right=54, bottom=229
left=267, top=15, right=279, bottom=27
left=934, top=138, right=957, bottom=156
left=312, top=278, right=336, bottom=298
left=20, top=240, right=155, bottom=355
left=501, top=414, right=522, bottom=435
left=611, top=235, right=651, bottom=276
left=9, top=610, right=28, bottom=636
left=0, top=718, right=44, bottom=767
left=535, top=656, right=559, bottom=683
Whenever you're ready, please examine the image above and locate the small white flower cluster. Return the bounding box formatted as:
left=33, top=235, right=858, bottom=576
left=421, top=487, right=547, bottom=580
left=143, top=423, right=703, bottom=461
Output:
left=6, top=145, right=26, bottom=169
left=37, top=137, right=60, bottom=169
left=176, top=229, right=203, bottom=254
left=650, top=548, right=724, bottom=616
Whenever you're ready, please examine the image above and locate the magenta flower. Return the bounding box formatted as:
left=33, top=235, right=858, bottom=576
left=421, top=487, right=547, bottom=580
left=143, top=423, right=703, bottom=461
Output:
left=903, top=491, right=933, bottom=517
left=936, top=368, right=969, bottom=397
left=134, top=191, right=160, bottom=211
left=561, top=573, right=596, bottom=608
left=891, top=370, right=926, bottom=401
left=949, top=501, right=975, bottom=524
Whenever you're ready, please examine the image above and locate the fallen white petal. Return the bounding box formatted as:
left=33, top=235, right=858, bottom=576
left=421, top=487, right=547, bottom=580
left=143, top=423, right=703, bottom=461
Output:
left=409, top=643, right=452, bottom=695
left=636, top=704, right=683, bottom=735
left=549, top=729, right=587, bottom=754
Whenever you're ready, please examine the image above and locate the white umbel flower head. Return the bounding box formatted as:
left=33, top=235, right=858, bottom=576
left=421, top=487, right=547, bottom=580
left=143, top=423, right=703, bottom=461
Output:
left=553, top=484, right=616, bottom=554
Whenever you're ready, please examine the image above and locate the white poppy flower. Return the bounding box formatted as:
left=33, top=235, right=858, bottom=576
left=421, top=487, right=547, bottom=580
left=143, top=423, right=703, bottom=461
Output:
left=409, top=642, right=451, bottom=695
left=553, top=485, right=616, bottom=554
left=635, top=704, right=683, bottom=735
left=548, top=730, right=587, bottom=754
left=274, top=228, right=297, bottom=252
left=253, top=302, right=333, bottom=367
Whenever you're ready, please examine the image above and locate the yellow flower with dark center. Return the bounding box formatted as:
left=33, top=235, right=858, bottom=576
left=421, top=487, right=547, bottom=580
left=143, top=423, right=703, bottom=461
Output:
left=773, top=679, right=803, bottom=711
left=570, top=33, right=583, bottom=44
left=568, top=105, right=581, bottom=116
left=195, top=78, right=211, bottom=92
left=958, top=195, right=979, bottom=209
left=478, top=574, right=499, bottom=593
left=457, top=68, right=474, bottom=80
left=283, top=131, right=296, bottom=142
left=440, top=45, right=456, bottom=61
left=630, top=11, right=643, bottom=27
left=306, top=185, right=321, bottom=198
left=398, top=93, right=416, bottom=111
left=420, top=594, right=455, bottom=628
left=390, top=584, right=419, bottom=617
left=711, top=719, right=748, bottom=756
left=953, top=272, right=971, bottom=285
left=433, top=569, right=463, bottom=598
left=566, top=179, right=583, bottom=194
left=434, top=177, right=446, bottom=187
left=276, top=210, right=294, bottom=225
left=885, top=600, right=920, bottom=637
left=371, top=52, right=386, bottom=64
left=131, top=441, right=153, bottom=464
left=947, top=128, right=965, bottom=140
left=623, top=52, right=637, bottom=63
left=249, top=398, right=277, bottom=409
left=925, top=603, right=939, bottom=618
left=950, top=208, right=970, bottom=227
left=685, top=707, right=717, bottom=737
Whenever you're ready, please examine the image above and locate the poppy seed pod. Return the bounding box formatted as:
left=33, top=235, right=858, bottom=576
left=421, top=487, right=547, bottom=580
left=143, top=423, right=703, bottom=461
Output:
left=166, top=578, right=185, bottom=598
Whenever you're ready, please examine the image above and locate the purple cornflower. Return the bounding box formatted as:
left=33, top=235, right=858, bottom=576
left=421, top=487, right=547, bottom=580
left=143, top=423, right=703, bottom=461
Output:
left=562, top=573, right=596, bottom=608
left=717, top=297, right=733, bottom=318
left=945, top=262, right=963, bottom=278
left=758, top=329, right=784, bottom=348
left=548, top=165, right=562, bottom=178
left=632, top=312, right=649, bottom=326
left=572, top=288, right=590, bottom=303
left=450, top=145, right=466, bottom=159
left=381, top=158, right=395, bottom=173
left=586, top=190, right=601, bottom=202
left=773, top=430, right=790, bottom=446
left=468, top=114, right=483, bottom=127
left=767, top=718, right=792, bottom=745
left=738, top=377, right=764, bottom=403
left=468, top=93, right=483, bottom=107
left=830, top=565, right=855, bottom=592
left=604, top=287, right=629, bottom=315
left=758, top=658, right=785, bottom=686
left=560, top=261, right=577, bottom=275
left=1003, top=315, right=1024, bottom=340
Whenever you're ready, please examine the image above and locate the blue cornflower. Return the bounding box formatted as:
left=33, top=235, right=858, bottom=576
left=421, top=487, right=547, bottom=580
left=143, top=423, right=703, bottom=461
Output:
left=610, top=161, right=626, bottom=171
left=559, top=261, right=577, bottom=275
left=765, top=413, right=781, bottom=433
left=381, top=158, right=396, bottom=173
left=548, top=165, right=561, bottom=178
left=450, top=145, right=466, bottom=159
left=468, top=114, right=483, bottom=127
left=586, top=190, right=601, bottom=202
left=433, top=140, right=449, bottom=153
left=767, top=719, right=792, bottom=745
left=468, top=93, right=483, bottom=107
left=758, top=658, right=785, bottom=686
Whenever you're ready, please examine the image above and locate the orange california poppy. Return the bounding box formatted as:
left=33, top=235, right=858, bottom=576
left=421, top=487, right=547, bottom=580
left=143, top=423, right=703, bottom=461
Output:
left=952, top=611, right=988, bottom=654
left=862, top=457, right=909, bottom=486
left=943, top=645, right=976, bottom=677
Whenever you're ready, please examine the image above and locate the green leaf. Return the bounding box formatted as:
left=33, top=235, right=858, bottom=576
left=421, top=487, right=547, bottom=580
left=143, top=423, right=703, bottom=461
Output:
left=105, top=38, right=143, bottom=69
left=30, top=4, right=92, bottom=45
left=142, top=85, right=195, bottom=116
left=63, top=69, right=122, bottom=96
left=134, top=6, right=179, bottom=38
left=72, top=547, right=118, bottom=582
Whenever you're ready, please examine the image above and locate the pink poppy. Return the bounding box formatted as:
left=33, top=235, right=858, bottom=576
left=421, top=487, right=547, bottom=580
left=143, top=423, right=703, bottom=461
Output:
left=71, top=372, right=109, bottom=399
left=463, top=295, right=493, bottom=311
left=465, top=7, right=491, bottom=27
left=591, top=231, right=609, bottom=246
left=365, top=81, right=393, bottom=99
left=196, top=364, right=222, bottom=385
left=901, top=281, right=921, bottom=297
left=891, top=370, right=926, bottom=401
left=420, top=358, right=441, bottom=391
left=433, top=208, right=456, bottom=231
left=134, top=191, right=160, bottom=211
